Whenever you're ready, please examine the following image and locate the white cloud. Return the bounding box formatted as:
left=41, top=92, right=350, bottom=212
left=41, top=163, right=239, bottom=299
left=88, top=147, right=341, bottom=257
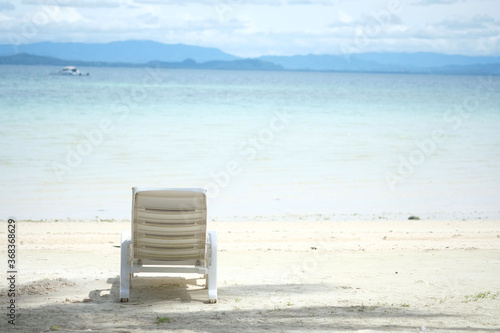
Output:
left=132, top=0, right=337, bottom=6
left=337, top=10, right=352, bottom=24
left=135, top=12, right=159, bottom=25
left=329, top=12, right=402, bottom=30
left=0, top=1, right=14, bottom=11
left=22, top=0, right=123, bottom=8
left=0, top=0, right=499, bottom=56
left=437, top=14, right=498, bottom=30
left=411, top=0, right=465, bottom=5
left=401, top=14, right=500, bottom=41
left=50, top=7, right=85, bottom=23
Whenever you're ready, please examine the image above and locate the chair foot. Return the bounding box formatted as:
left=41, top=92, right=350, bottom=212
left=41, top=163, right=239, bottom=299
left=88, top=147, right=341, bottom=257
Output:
left=120, top=298, right=129, bottom=303
left=208, top=299, right=217, bottom=304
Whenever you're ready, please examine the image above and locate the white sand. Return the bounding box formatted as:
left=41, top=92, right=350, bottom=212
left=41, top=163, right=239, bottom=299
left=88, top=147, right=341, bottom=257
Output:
left=1, top=219, right=499, bottom=332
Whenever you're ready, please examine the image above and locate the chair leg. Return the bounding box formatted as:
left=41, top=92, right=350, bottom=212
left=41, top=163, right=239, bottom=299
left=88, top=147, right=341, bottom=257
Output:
left=120, top=230, right=131, bottom=302
left=207, top=231, right=218, bottom=303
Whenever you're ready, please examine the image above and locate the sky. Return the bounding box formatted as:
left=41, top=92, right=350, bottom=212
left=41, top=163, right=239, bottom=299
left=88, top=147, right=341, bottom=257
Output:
left=0, top=0, right=499, bottom=57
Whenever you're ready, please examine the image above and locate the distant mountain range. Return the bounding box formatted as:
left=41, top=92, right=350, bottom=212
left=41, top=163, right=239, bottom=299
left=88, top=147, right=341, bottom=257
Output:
left=1, top=40, right=499, bottom=75
left=0, top=53, right=283, bottom=71
left=0, top=40, right=237, bottom=63
left=260, top=53, right=500, bottom=72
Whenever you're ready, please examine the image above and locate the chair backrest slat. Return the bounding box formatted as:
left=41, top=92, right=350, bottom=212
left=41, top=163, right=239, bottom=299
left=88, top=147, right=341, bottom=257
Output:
left=132, top=188, right=207, bottom=261
left=136, top=209, right=204, bottom=224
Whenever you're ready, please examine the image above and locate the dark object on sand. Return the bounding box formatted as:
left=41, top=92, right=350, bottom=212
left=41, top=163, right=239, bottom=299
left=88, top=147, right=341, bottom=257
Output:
left=408, top=216, right=420, bottom=220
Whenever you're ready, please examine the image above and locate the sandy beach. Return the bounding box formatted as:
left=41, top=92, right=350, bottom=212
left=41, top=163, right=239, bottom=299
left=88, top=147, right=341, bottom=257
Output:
left=1, top=218, right=499, bottom=332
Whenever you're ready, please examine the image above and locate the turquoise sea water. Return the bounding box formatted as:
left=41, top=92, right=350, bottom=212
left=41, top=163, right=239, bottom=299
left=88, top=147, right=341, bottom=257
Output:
left=1, top=65, right=499, bottom=220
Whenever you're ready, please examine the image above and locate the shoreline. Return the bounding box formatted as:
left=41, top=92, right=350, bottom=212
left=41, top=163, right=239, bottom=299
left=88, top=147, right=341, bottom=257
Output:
left=4, top=209, right=500, bottom=223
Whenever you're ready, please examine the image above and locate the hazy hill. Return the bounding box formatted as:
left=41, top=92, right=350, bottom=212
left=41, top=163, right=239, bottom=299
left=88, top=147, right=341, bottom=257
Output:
left=1, top=40, right=499, bottom=75
left=0, top=40, right=238, bottom=63
left=353, top=52, right=500, bottom=68
left=259, top=53, right=500, bottom=73
left=259, top=54, right=388, bottom=72
left=431, top=63, right=500, bottom=75
left=0, top=53, right=283, bottom=71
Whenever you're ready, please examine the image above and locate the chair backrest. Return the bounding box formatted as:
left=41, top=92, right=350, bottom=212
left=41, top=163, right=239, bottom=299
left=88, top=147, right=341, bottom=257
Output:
left=131, top=188, right=207, bottom=262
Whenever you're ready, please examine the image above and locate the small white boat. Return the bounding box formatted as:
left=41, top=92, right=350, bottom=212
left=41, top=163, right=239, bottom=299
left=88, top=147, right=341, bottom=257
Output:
left=53, top=66, right=89, bottom=76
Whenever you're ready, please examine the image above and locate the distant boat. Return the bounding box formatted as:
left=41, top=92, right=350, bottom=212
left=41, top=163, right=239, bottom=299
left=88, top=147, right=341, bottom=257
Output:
left=52, top=66, right=89, bottom=76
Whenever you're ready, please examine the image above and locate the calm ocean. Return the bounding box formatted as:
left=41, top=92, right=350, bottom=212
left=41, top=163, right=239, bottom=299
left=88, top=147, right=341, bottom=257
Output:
left=1, top=65, right=499, bottom=220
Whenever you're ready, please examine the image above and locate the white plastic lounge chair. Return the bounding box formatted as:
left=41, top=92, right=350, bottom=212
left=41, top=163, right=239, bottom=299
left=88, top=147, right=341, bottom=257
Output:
left=120, top=188, right=217, bottom=303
